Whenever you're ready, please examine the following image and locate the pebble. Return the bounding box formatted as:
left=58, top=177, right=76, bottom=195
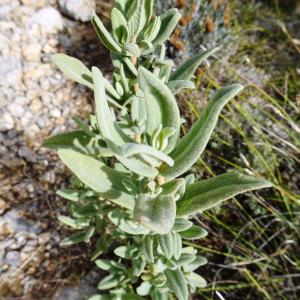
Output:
left=8, top=103, right=25, bottom=118
left=5, top=251, right=21, bottom=267
left=22, top=42, right=41, bottom=62
left=21, top=0, right=47, bottom=9
left=0, top=57, right=22, bottom=87
left=58, top=0, right=96, bottom=22
left=0, top=112, right=15, bottom=131
left=29, top=7, right=64, bottom=33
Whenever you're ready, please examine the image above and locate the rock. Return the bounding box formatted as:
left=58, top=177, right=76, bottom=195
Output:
left=0, top=112, right=14, bottom=131
left=58, top=0, right=95, bottom=22
left=5, top=251, right=21, bottom=267
left=8, top=103, right=25, bottom=118
left=0, top=199, right=9, bottom=215
left=29, top=7, right=63, bottom=33
left=22, top=43, right=41, bottom=62
left=0, top=57, right=22, bottom=87
left=21, top=0, right=47, bottom=9
left=18, top=146, right=36, bottom=162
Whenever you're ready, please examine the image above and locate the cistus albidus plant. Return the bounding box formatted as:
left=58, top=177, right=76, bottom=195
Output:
left=43, top=1, right=272, bottom=299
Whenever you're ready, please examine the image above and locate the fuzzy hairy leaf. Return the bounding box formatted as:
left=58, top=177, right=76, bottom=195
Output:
left=121, top=143, right=174, bottom=166
left=165, top=269, right=188, bottom=300
left=186, top=272, right=207, bottom=288
left=184, top=256, right=208, bottom=272
left=142, top=236, right=154, bottom=263
left=52, top=54, right=121, bottom=101
left=111, top=8, right=129, bottom=44
left=43, top=131, right=99, bottom=155
left=153, top=9, right=181, bottom=45
left=91, top=13, right=122, bottom=53
left=108, top=211, right=150, bottom=235
left=157, top=232, right=173, bottom=259
left=60, top=232, right=86, bottom=246
left=138, top=67, right=180, bottom=153
left=167, top=80, right=195, bottom=95
left=133, top=192, right=176, bottom=234
left=58, top=149, right=135, bottom=209
left=169, top=47, right=219, bottom=81
left=172, top=232, right=182, bottom=260
left=92, top=67, right=129, bottom=147
left=172, top=218, right=193, bottom=232
left=180, top=225, right=208, bottom=240
left=160, top=84, right=244, bottom=179
left=177, top=173, right=272, bottom=216
left=52, top=54, right=93, bottom=88
left=128, top=0, right=152, bottom=38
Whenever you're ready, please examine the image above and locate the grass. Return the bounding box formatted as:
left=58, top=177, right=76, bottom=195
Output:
left=175, top=1, right=300, bottom=299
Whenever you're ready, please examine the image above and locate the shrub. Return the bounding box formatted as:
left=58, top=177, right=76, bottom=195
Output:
left=43, top=1, right=272, bottom=299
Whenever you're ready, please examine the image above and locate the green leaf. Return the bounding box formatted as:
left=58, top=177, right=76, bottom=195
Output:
left=131, top=96, right=146, bottom=126
left=124, top=43, right=140, bottom=57
left=84, top=226, right=95, bottom=242
left=151, top=289, right=168, bottom=300
left=142, top=236, right=154, bottom=263
left=137, top=281, right=152, bottom=296
left=43, top=131, right=109, bottom=156
left=186, top=272, right=207, bottom=289
left=58, top=149, right=135, bottom=210
left=98, top=274, right=122, bottom=290
left=153, top=9, right=181, bottom=45
left=121, top=143, right=174, bottom=166
left=183, top=256, right=208, bottom=272
left=172, top=232, right=182, bottom=260
left=177, top=173, right=272, bottom=216
left=165, top=269, right=188, bottom=300
left=138, top=67, right=180, bottom=153
left=127, top=0, right=153, bottom=38
left=169, top=47, right=219, bottom=81
left=108, top=210, right=150, bottom=235
left=95, top=259, right=126, bottom=272
left=160, top=84, right=244, bottom=179
left=133, top=192, right=176, bottom=234
left=58, top=215, right=87, bottom=229
left=52, top=54, right=121, bottom=101
left=114, top=246, right=137, bottom=259
left=116, top=155, right=159, bottom=178
left=115, top=0, right=134, bottom=16
left=56, top=188, right=81, bottom=202
left=172, top=218, right=193, bottom=232
left=180, top=225, right=208, bottom=240
left=111, top=8, right=129, bottom=44
left=167, top=80, right=195, bottom=95
left=92, top=67, right=129, bottom=147
left=60, top=232, right=86, bottom=246
left=52, top=54, right=93, bottom=88
left=91, top=13, right=122, bottom=53
left=143, top=16, right=161, bottom=43
left=157, top=232, right=173, bottom=259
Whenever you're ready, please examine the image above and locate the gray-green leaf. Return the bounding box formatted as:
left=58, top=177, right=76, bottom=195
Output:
left=138, top=67, right=180, bottom=153
left=111, top=8, right=129, bottom=44
left=180, top=225, right=208, bottom=240
left=160, top=84, right=244, bottom=179
left=133, top=192, right=176, bottom=234
left=167, top=80, right=195, bottom=95
left=169, top=47, right=219, bottom=81
left=153, top=9, right=181, bottom=45
left=58, top=149, right=135, bottom=210
left=177, top=173, right=272, bottom=216
left=165, top=269, right=188, bottom=300
left=157, top=232, right=173, bottom=259
left=91, top=13, right=122, bottom=53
